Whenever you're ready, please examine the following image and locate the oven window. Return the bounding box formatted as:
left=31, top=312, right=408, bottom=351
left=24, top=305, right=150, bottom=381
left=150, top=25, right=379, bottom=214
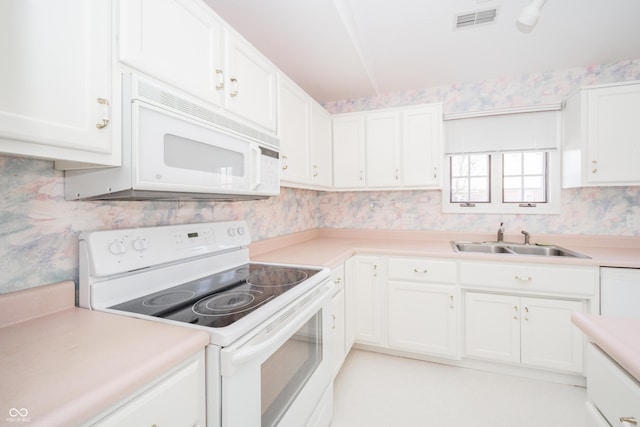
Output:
left=261, top=311, right=323, bottom=427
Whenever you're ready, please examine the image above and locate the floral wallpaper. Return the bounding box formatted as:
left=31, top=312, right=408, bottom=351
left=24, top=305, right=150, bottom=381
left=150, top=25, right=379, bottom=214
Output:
left=1, top=59, right=639, bottom=294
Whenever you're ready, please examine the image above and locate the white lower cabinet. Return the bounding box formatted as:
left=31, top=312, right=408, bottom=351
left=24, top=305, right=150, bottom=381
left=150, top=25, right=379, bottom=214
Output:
left=331, top=263, right=347, bottom=377
left=464, top=292, right=584, bottom=373
left=586, top=343, right=640, bottom=427
left=351, top=256, right=384, bottom=346
left=88, top=351, right=206, bottom=427
left=387, top=257, right=459, bottom=358
left=388, top=282, right=458, bottom=358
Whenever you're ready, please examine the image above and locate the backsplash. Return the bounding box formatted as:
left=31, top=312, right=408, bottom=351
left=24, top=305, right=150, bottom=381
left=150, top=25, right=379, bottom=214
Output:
left=1, top=59, right=639, bottom=294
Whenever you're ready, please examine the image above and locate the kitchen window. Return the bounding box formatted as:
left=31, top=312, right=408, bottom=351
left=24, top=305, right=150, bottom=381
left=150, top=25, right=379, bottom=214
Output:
left=444, top=150, right=559, bottom=214
left=443, top=109, right=561, bottom=214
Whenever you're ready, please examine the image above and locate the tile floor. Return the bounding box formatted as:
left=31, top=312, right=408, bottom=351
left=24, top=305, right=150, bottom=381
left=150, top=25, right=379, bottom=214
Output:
left=331, top=349, right=587, bottom=427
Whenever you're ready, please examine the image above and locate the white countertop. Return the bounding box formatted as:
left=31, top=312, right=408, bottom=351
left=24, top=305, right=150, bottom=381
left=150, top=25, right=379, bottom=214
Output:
left=0, top=281, right=210, bottom=427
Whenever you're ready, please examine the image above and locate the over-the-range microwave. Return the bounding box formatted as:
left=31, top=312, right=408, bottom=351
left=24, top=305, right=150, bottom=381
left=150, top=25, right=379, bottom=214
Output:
left=65, top=74, right=280, bottom=201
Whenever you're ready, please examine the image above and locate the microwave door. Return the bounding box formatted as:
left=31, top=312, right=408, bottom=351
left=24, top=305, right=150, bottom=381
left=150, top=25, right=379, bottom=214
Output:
left=133, top=102, right=254, bottom=193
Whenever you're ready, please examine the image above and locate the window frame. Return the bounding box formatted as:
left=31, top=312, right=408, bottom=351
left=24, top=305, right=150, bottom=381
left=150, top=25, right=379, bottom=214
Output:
left=442, top=150, right=561, bottom=214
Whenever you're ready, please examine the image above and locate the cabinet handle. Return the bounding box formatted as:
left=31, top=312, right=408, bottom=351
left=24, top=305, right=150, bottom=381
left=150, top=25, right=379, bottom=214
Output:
left=620, top=417, right=637, bottom=426
left=281, top=155, right=288, bottom=170
left=373, top=264, right=377, bottom=277
left=313, top=165, right=319, bottom=177
left=230, top=78, right=239, bottom=97
left=395, top=168, right=399, bottom=180
left=514, top=275, right=532, bottom=281
left=359, top=170, right=364, bottom=181
left=215, top=69, right=224, bottom=90
left=334, top=277, right=341, bottom=284
left=433, top=166, right=437, bottom=179
left=524, top=306, right=529, bottom=321
left=95, top=98, right=110, bottom=129
left=413, top=268, right=428, bottom=274
left=591, top=160, right=598, bottom=174
left=450, top=295, right=454, bottom=309
left=332, top=314, right=336, bottom=330
left=513, top=305, right=518, bottom=320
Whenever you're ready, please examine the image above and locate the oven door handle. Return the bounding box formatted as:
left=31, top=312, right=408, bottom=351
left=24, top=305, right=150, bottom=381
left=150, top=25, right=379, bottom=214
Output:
left=226, top=284, right=331, bottom=369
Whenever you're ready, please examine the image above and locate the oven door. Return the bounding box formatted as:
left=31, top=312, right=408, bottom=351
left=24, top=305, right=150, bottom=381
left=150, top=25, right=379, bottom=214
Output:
left=220, top=281, right=333, bottom=427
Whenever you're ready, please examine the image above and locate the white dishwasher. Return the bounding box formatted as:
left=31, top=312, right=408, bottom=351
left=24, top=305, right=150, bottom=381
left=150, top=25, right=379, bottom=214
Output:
left=600, top=267, right=640, bottom=319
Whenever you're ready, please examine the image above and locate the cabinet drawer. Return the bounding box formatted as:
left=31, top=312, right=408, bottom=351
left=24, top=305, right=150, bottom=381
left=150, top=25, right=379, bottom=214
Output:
left=587, top=344, right=640, bottom=427
left=388, top=257, right=456, bottom=284
left=459, top=261, right=598, bottom=296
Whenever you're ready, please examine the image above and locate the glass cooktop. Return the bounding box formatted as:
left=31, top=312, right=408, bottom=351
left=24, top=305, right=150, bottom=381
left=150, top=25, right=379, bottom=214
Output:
left=109, top=263, right=320, bottom=328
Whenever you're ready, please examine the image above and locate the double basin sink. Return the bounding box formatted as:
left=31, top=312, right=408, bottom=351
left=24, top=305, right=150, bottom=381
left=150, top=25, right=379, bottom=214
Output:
left=451, top=241, right=590, bottom=258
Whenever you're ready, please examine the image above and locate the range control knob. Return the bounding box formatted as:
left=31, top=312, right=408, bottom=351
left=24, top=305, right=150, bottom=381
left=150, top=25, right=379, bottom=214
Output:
left=108, top=239, right=128, bottom=255
left=132, top=238, right=149, bottom=252
left=227, top=227, right=236, bottom=237
left=236, top=227, right=245, bottom=236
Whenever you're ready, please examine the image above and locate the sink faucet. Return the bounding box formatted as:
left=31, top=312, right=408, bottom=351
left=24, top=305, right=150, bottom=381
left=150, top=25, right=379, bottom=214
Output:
left=497, top=222, right=505, bottom=242
left=521, top=230, right=531, bottom=245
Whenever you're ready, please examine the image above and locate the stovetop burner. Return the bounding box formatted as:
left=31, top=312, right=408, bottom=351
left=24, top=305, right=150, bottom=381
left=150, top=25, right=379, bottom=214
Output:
left=108, top=263, right=320, bottom=328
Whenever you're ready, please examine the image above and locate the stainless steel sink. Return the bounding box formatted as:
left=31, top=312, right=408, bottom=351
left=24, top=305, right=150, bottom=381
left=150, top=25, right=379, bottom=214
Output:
left=450, top=241, right=590, bottom=258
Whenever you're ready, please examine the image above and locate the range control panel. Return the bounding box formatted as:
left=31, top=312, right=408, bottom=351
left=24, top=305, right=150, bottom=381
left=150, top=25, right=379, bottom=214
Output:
left=81, top=221, right=251, bottom=277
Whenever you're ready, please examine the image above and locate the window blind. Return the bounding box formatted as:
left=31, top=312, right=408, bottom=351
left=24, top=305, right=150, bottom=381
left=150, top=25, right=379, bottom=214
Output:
left=444, top=110, right=560, bottom=154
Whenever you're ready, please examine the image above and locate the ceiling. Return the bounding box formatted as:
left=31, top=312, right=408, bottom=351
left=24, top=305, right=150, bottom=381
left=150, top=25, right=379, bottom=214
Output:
left=202, top=0, right=640, bottom=104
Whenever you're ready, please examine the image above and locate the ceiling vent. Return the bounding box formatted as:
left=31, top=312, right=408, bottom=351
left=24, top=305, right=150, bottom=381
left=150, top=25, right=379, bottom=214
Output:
left=455, top=8, right=498, bottom=29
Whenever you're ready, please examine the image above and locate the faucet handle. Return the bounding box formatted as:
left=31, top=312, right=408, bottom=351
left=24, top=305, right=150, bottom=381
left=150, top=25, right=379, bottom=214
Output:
left=521, top=230, right=531, bottom=244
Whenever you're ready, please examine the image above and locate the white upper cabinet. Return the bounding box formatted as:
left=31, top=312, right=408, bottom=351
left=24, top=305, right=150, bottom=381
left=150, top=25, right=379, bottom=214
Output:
left=279, top=75, right=333, bottom=189
left=224, top=29, right=277, bottom=132
left=118, top=0, right=224, bottom=108
left=366, top=111, right=401, bottom=187
left=0, top=0, right=118, bottom=168
left=333, top=114, right=367, bottom=188
left=118, top=0, right=277, bottom=133
left=403, top=104, right=443, bottom=187
left=310, top=103, right=333, bottom=188
left=332, top=103, right=443, bottom=191
left=278, top=76, right=311, bottom=184
left=563, top=81, right=640, bottom=187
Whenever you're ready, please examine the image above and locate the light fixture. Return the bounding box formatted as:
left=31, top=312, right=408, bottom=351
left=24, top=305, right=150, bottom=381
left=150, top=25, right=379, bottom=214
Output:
left=517, top=0, right=546, bottom=30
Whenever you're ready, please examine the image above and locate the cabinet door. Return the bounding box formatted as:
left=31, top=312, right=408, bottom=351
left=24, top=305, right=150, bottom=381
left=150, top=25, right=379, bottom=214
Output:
left=366, top=111, right=401, bottom=187
left=278, top=77, right=311, bottom=184
left=520, top=297, right=584, bottom=373
left=344, top=258, right=357, bottom=350
left=353, top=256, right=383, bottom=346
left=225, top=30, right=277, bottom=132
left=331, top=286, right=346, bottom=377
left=118, top=0, right=224, bottom=108
left=311, top=104, right=333, bottom=188
left=587, top=84, right=640, bottom=184
left=464, top=292, right=520, bottom=363
left=333, top=115, right=366, bottom=188
left=402, top=105, right=443, bottom=187
left=388, top=281, right=458, bottom=358
left=0, top=0, right=115, bottom=166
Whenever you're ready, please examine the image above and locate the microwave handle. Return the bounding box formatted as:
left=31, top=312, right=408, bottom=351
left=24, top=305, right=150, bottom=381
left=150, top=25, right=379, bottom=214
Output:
left=250, top=143, right=261, bottom=190
left=227, top=283, right=331, bottom=368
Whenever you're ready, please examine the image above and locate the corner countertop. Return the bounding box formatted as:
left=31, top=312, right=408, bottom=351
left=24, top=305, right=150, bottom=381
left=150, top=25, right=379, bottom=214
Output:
left=249, top=228, right=640, bottom=269
left=571, top=312, right=640, bottom=382
left=0, top=281, right=210, bottom=427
